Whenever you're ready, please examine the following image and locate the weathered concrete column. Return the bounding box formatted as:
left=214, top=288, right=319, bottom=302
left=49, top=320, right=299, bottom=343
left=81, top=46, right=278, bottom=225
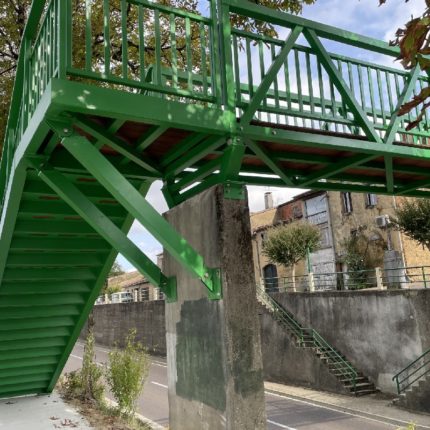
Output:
left=164, top=185, right=267, bottom=430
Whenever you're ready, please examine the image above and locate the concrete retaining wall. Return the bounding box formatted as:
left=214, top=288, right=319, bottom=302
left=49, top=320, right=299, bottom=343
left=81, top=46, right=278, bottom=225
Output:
left=83, top=289, right=430, bottom=395
left=271, top=289, right=430, bottom=394
left=80, top=301, right=166, bottom=356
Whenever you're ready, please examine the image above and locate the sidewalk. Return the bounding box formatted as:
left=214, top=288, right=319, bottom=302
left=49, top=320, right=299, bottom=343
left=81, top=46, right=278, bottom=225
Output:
left=0, top=392, right=94, bottom=430
left=265, top=381, right=430, bottom=429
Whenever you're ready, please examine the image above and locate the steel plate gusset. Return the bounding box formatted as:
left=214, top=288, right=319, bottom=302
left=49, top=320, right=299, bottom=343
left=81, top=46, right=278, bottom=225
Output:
left=27, top=158, right=177, bottom=302
left=61, top=135, right=222, bottom=300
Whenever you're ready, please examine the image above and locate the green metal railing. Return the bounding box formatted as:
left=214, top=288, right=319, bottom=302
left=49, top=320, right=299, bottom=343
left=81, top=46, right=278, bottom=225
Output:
left=257, top=286, right=358, bottom=390
left=393, top=348, right=430, bottom=394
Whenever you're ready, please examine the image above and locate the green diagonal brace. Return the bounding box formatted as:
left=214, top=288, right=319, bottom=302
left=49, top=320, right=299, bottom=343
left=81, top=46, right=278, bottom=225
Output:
left=298, top=154, right=374, bottom=187
left=28, top=159, right=177, bottom=302
left=384, top=66, right=420, bottom=145
left=246, top=139, right=296, bottom=187
left=62, top=135, right=222, bottom=300
left=240, top=26, right=303, bottom=125
left=304, top=29, right=382, bottom=144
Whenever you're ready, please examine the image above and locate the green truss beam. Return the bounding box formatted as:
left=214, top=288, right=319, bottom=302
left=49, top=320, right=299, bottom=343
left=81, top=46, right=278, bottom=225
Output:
left=245, top=139, right=296, bottom=187
left=298, top=154, right=374, bottom=187
left=304, top=29, right=382, bottom=144
left=61, top=135, right=222, bottom=299
left=72, top=115, right=161, bottom=174
left=29, top=160, right=176, bottom=301
left=240, top=26, right=303, bottom=125
left=384, top=66, right=421, bottom=146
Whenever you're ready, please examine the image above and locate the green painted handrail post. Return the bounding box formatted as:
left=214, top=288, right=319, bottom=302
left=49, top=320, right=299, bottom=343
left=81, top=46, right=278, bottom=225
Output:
left=423, top=266, right=427, bottom=288
left=218, top=0, right=236, bottom=114
left=58, top=0, right=71, bottom=78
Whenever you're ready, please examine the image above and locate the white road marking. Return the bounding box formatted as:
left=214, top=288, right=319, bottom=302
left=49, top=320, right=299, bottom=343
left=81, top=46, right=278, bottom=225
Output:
left=152, top=361, right=167, bottom=368
left=151, top=381, right=168, bottom=389
left=70, top=354, right=103, bottom=367
left=267, top=419, right=297, bottom=430
left=265, top=391, right=403, bottom=429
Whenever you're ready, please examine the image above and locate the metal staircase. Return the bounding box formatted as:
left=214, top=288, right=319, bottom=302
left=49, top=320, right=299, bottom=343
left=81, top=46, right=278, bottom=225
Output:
left=1, top=0, right=430, bottom=398
left=393, top=348, right=430, bottom=413
left=257, top=288, right=377, bottom=396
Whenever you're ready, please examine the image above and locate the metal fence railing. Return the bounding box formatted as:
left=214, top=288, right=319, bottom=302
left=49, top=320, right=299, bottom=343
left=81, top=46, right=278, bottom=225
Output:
left=393, top=348, right=430, bottom=394
left=260, top=265, right=430, bottom=293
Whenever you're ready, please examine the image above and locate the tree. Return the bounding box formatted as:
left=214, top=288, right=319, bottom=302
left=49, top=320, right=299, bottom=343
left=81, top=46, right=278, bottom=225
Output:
left=262, top=222, right=320, bottom=291
left=394, top=198, right=430, bottom=251
left=109, top=261, right=125, bottom=278
left=380, top=0, right=430, bottom=129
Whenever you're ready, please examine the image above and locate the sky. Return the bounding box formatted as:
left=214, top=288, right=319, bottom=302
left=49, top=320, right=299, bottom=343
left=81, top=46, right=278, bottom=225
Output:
left=117, top=0, right=426, bottom=272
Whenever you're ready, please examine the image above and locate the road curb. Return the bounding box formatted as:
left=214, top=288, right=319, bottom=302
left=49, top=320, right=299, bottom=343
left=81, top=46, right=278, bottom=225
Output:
left=264, top=388, right=430, bottom=430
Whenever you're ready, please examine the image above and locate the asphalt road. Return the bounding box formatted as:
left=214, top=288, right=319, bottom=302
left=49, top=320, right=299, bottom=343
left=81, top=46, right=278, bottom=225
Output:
left=64, top=342, right=405, bottom=430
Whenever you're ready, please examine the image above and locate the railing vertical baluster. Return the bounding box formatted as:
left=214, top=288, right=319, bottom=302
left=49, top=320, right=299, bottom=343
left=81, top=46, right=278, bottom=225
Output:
left=385, top=71, right=394, bottom=114
left=85, top=0, right=92, bottom=72
left=317, top=60, right=326, bottom=129
left=394, top=73, right=403, bottom=131
left=357, top=65, right=366, bottom=110
left=329, top=72, right=337, bottom=132
left=258, top=40, right=266, bottom=120
left=422, top=266, right=427, bottom=288
left=376, top=69, right=386, bottom=126
left=367, top=66, right=377, bottom=124
left=154, top=9, right=162, bottom=86
left=306, top=52, right=314, bottom=129
left=294, top=49, right=303, bottom=122
left=169, top=14, right=178, bottom=88
left=284, top=53, right=292, bottom=116
left=233, top=34, right=241, bottom=106
left=246, top=38, right=254, bottom=105
left=104, top=0, right=111, bottom=76
left=271, top=43, right=280, bottom=124
left=337, top=59, right=347, bottom=133
left=200, top=22, right=208, bottom=96
left=419, top=79, right=429, bottom=131
left=185, top=17, right=193, bottom=91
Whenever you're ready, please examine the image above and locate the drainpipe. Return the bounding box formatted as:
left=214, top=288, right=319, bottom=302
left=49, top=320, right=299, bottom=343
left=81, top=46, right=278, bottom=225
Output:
left=392, top=196, right=406, bottom=267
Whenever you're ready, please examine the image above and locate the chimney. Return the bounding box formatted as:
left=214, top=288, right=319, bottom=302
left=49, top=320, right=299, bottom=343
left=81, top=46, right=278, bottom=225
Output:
left=264, top=192, right=274, bottom=210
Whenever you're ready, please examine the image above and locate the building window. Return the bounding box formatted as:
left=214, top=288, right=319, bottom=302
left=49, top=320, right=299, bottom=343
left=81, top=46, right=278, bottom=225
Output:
left=341, top=192, right=353, bottom=214
left=263, top=264, right=278, bottom=292
left=141, top=286, right=149, bottom=301
left=260, top=232, right=267, bottom=246
left=365, top=193, right=377, bottom=208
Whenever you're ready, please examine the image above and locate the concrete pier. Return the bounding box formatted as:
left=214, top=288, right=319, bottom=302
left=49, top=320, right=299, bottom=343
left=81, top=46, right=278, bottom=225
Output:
left=164, top=185, right=267, bottom=430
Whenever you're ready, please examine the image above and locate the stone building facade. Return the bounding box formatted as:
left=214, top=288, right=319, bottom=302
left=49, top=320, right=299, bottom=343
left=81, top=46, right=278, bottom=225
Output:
left=107, top=271, right=164, bottom=301
left=251, top=191, right=430, bottom=290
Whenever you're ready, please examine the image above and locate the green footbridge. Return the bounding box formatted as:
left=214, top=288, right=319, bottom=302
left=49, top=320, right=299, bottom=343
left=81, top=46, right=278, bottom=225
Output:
left=1, top=0, right=429, bottom=398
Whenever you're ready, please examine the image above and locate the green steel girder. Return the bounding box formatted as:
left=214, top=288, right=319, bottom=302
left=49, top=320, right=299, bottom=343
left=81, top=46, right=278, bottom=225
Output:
left=28, top=159, right=177, bottom=302
left=61, top=135, right=222, bottom=300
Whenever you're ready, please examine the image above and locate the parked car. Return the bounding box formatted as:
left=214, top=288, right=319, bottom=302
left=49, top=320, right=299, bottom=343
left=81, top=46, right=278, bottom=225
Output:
left=110, top=291, right=133, bottom=304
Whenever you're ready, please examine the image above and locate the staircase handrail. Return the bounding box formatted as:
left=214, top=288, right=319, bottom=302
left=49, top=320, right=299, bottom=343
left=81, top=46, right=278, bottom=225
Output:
left=311, top=329, right=357, bottom=390
left=256, top=287, right=305, bottom=343
left=257, top=286, right=358, bottom=391
left=392, top=348, right=430, bottom=394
